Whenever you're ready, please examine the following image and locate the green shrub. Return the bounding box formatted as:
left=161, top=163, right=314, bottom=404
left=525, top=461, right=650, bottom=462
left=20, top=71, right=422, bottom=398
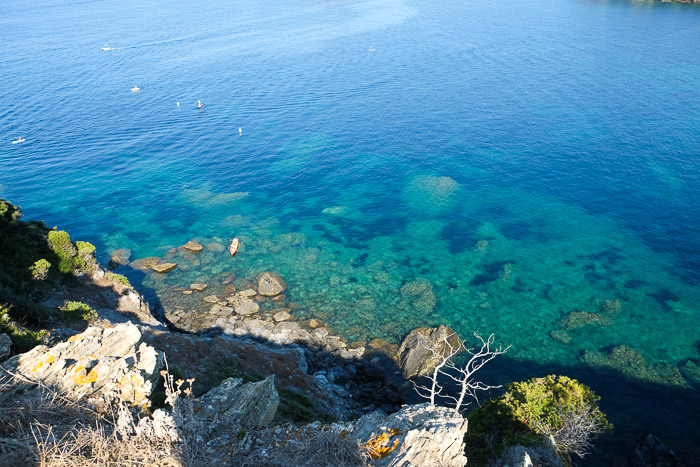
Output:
left=466, top=375, right=611, bottom=461
left=106, top=271, right=132, bottom=289
left=75, top=241, right=97, bottom=272
left=276, top=387, right=333, bottom=424
left=30, top=259, right=51, bottom=280
left=0, top=200, right=22, bottom=222
left=48, top=230, right=76, bottom=259
left=61, top=301, right=98, bottom=323
left=48, top=230, right=77, bottom=273
left=0, top=305, right=48, bottom=353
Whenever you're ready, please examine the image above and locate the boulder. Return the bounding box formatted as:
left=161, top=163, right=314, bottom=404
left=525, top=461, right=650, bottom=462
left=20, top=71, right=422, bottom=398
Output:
left=238, top=288, right=257, bottom=298
left=205, top=242, right=225, bottom=253
left=152, top=262, right=177, bottom=273
left=234, top=297, right=259, bottom=316
left=257, top=272, right=287, bottom=296
left=203, top=295, right=219, bottom=304
left=130, top=256, right=161, bottom=272
left=351, top=402, right=468, bottom=467
left=182, top=240, right=203, bottom=252
left=396, top=325, right=462, bottom=379
left=0, top=323, right=163, bottom=408
left=499, top=446, right=534, bottom=467
left=307, top=318, right=322, bottom=329
left=0, top=333, right=11, bottom=360
left=634, top=433, right=678, bottom=467
left=189, top=283, right=208, bottom=292
left=368, top=338, right=390, bottom=350
left=273, top=310, right=293, bottom=322
left=195, top=375, right=279, bottom=429
left=108, top=248, right=132, bottom=268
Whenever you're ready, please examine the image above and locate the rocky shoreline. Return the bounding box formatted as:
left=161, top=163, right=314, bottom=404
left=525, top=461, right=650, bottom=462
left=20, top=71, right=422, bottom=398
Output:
left=0, top=199, right=684, bottom=466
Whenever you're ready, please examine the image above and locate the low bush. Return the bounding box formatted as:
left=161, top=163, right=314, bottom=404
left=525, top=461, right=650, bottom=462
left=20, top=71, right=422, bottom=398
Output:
left=75, top=241, right=97, bottom=273
left=105, top=271, right=132, bottom=289
left=0, top=304, right=48, bottom=353
left=29, top=259, right=51, bottom=280
left=47, top=230, right=76, bottom=262
left=466, top=374, right=611, bottom=462
left=61, top=301, right=98, bottom=323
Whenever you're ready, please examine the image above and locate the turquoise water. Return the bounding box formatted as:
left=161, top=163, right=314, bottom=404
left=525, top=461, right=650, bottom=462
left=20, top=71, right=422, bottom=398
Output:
left=2, top=0, right=700, bottom=459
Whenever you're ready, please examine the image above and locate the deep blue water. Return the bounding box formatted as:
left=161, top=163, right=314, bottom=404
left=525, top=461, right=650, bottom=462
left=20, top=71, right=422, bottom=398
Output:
left=2, top=0, right=700, bottom=461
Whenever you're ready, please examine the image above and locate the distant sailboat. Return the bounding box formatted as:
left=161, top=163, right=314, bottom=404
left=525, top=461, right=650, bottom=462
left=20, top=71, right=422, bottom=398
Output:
left=368, top=46, right=375, bottom=52
left=239, top=127, right=242, bottom=135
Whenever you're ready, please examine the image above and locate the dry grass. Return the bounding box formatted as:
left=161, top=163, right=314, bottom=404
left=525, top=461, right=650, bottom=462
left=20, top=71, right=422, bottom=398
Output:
left=0, top=366, right=369, bottom=467
left=229, top=429, right=370, bottom=467
left=0, top=368, right=187, bottom=466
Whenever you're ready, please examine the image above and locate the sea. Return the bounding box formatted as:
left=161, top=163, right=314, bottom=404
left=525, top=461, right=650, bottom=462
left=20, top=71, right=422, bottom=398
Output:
left=1, top=0, right=699, bottom=462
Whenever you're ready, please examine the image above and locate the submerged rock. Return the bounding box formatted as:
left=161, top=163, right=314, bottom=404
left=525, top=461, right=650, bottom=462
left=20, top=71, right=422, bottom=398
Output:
left=549, top=330, right=572, bottom=344
left=205, top=242, right=225, bottom=253
left=189, top=283, right=208, bottom=292
left=203, top=295, right=219, bottom=304
left=396, top=325, right=461, bottom=379
left=400, top=280, right=437, bottom=313
left=108, top=248, right=132, bottom=268
left=152, top=262, right=177, bottom=273
left=351, top=402, right=468, bottom=467
left=257, top=272, right=287, bottom=296
left=182, top=240, right=204, bottom=252
left=558, top=310, right=611, bottom=330
left=583, top=345, right=687, bottom=387
left=130, top=256, right=162, bottom=272
left=232, top=296, right=260, bottom=316
left=273, top=310, right=292, bottom=322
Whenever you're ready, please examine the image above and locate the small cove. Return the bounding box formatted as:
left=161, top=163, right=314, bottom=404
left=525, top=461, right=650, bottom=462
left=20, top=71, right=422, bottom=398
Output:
left=2, top=0, right=700, bottom=461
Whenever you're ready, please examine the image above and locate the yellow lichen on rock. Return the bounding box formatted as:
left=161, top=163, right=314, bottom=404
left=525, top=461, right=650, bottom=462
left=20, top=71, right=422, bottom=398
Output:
left=31, top=354, right=55, bottom=372
left=72, top=366, right=98, bottom=384
left=67, top=332, right=85, bottom=342
left=364, top=428, right=402, bottom=460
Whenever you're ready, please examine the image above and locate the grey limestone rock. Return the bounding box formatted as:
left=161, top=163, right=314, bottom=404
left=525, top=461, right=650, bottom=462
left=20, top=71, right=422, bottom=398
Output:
left=257, top=271, right=287, bottom=296
left=0, top=333, right=11, bottom=360
left=195, top=375, right=279, bottom=429
left=0, top=322, right=163, bottom=408
left=396, top=325, right=462, bottom=379
left=351, top=402, right=468, bottom=467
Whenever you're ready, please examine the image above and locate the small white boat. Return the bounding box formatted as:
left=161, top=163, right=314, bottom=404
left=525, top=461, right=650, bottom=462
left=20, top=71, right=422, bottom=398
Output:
left=11, top=138, right=25, bottom=144
left=368, top=46, right=375, bottom=52
left=101, top=45, right=114, bottom=51
left=131, top=86, right=140, bottom=92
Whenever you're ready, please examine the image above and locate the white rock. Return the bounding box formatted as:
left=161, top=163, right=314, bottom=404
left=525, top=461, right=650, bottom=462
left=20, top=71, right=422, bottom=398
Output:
left=351, top=403, right=468, bottom=467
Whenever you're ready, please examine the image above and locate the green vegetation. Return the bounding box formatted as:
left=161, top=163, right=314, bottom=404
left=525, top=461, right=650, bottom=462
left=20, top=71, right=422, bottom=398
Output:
left=276, top=387, right=333, bottom=424
left=0, top=305, right=48, bottom=353
left=195, top=357, right=331, bottom=424
left=75, top=241, right=97, bottom=273
left=105, top=271, right=132, bottom=289
left=0, top=199, right=102, bottom=352
left=29, top=259, right=51, bottom=280
left=466, top=375, right=611, bottom=462
left=198, top=358, right=263, bottom=394
left=61, top=301, right=98, bottom=323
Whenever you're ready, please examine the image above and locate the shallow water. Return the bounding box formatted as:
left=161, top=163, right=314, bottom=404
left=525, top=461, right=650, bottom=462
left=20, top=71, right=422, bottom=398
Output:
left=2, top=0, right=700, bottom=459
